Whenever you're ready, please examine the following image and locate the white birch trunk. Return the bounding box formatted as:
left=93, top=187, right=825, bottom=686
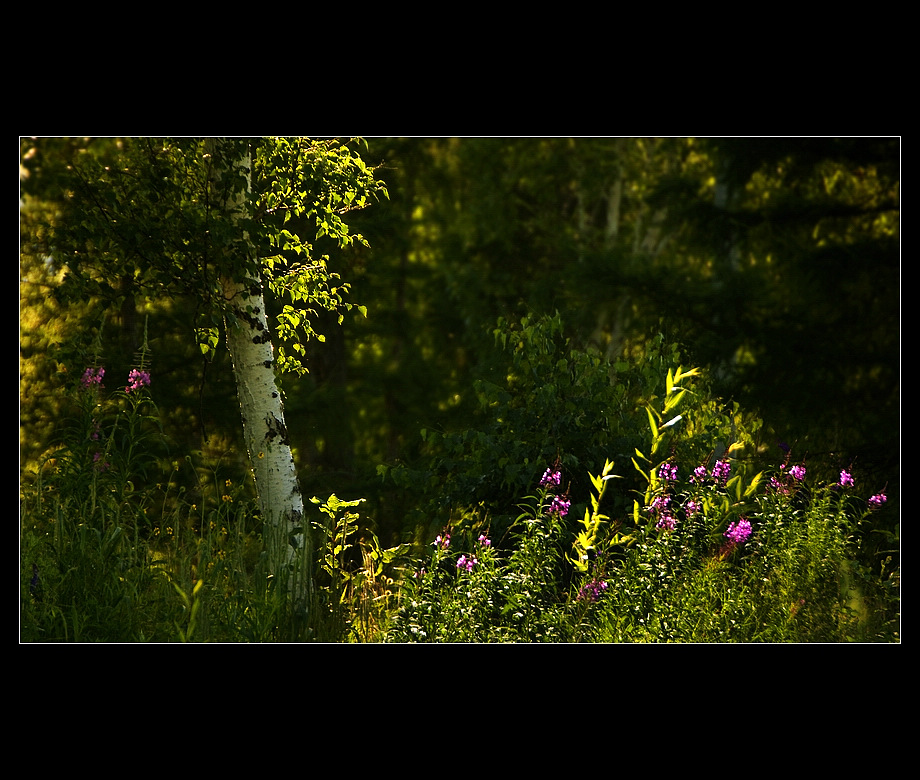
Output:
left=211, top=141, right=310, bottom=598
left=222, top=274, right=309, bottom=585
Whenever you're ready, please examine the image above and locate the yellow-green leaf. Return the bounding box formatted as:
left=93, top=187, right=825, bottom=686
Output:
left=645, top=407, right=659, bottom=439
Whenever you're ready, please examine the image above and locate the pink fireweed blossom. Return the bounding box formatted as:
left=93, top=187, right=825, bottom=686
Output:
left=723, top=518, right=752, bottom=545
left=868, top=492, right=887, bottom=509
left=691, top=465, right=708, bottom=484
left=547, top=495, right=571, bottom=518
left=81, top=367, right=105, bottom=390
left=789, top=464, right=806, bottom=482
left=126, top=369, right=151, bottom=393
left=712, top=459, right=731, bottom=486
left=649, top=495, right=671, bottom=514
left=478, top=534, right=491, bottom=547
left=769, top=475, right=790, bottom=495
left=838, top=470, right=855, bottom=488
left=456, top=554, right=477, bottom=572
left=577, top=578, right=609, bottom=603
left=540, top=467, right=562, bottom=488
left=433, top=532, right=451, bottom=550
left=658, top=461, right=678, bottom=483
left=649, top=494, right=677, bottom=531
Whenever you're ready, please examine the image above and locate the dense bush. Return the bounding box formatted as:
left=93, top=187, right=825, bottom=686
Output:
left=382, top=314, right=762, bottom=541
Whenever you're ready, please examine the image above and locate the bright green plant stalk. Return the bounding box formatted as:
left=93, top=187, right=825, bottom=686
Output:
left=569, top=458, right=620, bottom=573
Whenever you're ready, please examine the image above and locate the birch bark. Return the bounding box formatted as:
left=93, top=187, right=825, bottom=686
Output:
left=222, top=273, right=309, bottom=588
left=210, top=142, right=310, bottom=597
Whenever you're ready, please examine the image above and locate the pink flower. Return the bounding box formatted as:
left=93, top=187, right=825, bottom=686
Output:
left=691, top=465, right=708, bottom=484
left=540, top=468, right=562, bottom=488
left=547, top=495, right=571, bottom=518
left=658, top=462, right=678, bottom=483
left=126, top=369, right=151, bottom=393
left=577, top=579, right=608, bottom=602
left=712, top=460, right=731, bottom=486
left=723, top=518, right=752, bottom=545
left=81, top=367, right=105, bottom=389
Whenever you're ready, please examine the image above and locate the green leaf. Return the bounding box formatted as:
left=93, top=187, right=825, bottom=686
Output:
left=743, top=471, right=764, bottom=497
left=727, top=474, right=743, bottom=503
left=632, top=458, right=648, bottom=482
left=674, top=367, right=700, bottom=383
left=662, top=389, right=686, bottom=414
left=645, top=406, right=659, bottom=439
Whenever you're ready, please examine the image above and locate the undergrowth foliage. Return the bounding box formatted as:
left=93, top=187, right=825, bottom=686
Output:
left=387, top=447, right=898, bottom=643
left=20, top=315, right=899, bottom=642
left=384, top=322, right=898, bottom=643
left=19, top=334, right=396, bottom=642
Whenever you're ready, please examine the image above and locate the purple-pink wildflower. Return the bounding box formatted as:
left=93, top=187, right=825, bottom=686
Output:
left=868, top=492, right=887, bottom=509
left=712, top=459, right=731, bottom=486
left=656, top=514, right=677, bottom=531
left=433, top=532, right=451, bottom=550
left=658, top=461, right=678, bottom=483
left=577, top=578, right=609, bottom=602
left=691, top=465, right=708, bottom=484
left=81, top=367, right=105, bottom=390
left=126, top=369, right=151, bottom=393
left=723, top=518, right=752, bottom=545
left=789, top=464, right=806, bottom=482
left=769, top=475, right=789, bottom=495
left=838, top=470, right=855, bottom=489
left=456, top=554, right=477, bottom=572
left=547, top=495, right=571, bottom=518
left=685, top=499, right=700, bottom=517
left=649, top=495, right=671, bottom=514
left=540, top=467, right=562, bottom=488
left=478, top=534, right=491, bottom=547
left=649, top=494, right=677, bottom=530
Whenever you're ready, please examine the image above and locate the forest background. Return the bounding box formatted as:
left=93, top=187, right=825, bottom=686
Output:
left=20, top=136, right=900, bottom=579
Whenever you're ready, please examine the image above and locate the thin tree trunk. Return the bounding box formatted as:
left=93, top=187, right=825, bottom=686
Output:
left=221, top=274, right=309, bottom=587
left=210, top=140, right=310, bottom=599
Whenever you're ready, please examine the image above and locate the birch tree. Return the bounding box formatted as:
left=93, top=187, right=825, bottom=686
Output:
left=206, top=139, right=309, bottom=593
left=30, top=136, right=386, bottom=600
